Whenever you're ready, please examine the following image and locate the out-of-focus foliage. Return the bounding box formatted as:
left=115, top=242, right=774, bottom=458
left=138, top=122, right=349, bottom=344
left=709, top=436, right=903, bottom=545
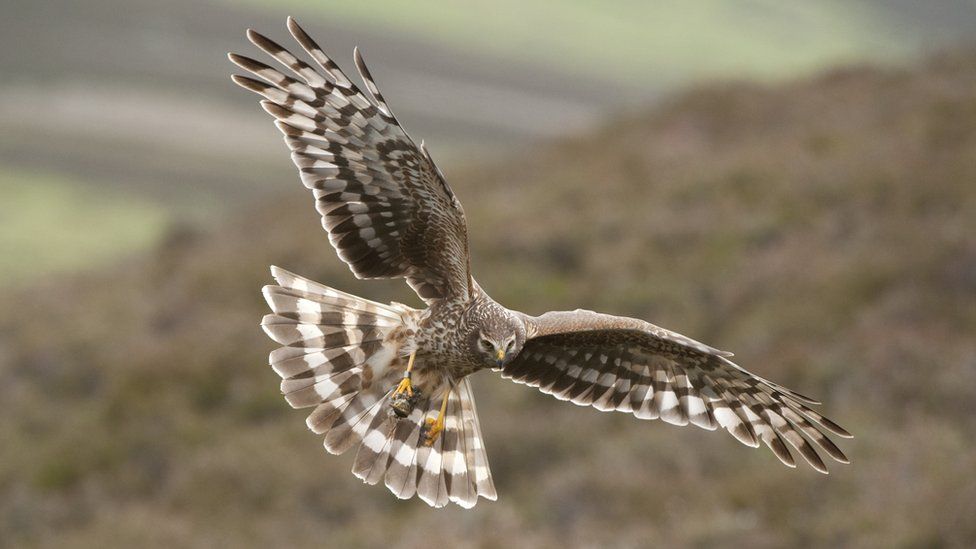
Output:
left=243, top=0, right=976, bottom=85
left=5, top=0, right=975, bottom=286
left=0, top=167, right=168, bottom=284
left=1, top=51, right=975, bottom=547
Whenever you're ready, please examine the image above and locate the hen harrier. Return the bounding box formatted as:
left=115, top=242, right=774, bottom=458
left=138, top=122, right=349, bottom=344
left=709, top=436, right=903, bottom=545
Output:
left=230, top=18, right=851, bottom=508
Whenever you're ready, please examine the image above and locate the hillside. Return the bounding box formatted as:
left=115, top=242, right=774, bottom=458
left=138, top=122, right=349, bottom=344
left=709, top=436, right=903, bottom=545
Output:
left=6, top=0, right=976, bottom=287
left=1, top=51, right=975, bottom=547
left=249, top=0, right=976, bottom=85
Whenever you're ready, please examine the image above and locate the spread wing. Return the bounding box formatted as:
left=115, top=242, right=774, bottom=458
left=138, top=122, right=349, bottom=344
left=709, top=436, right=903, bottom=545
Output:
left=230, top=18, right=472, bottom=303
left=504, top=309, right=852, bottom=473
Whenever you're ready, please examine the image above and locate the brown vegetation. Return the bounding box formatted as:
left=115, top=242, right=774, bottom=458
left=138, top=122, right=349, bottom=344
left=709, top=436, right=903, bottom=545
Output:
left=1, top=51, right=975, bottom=547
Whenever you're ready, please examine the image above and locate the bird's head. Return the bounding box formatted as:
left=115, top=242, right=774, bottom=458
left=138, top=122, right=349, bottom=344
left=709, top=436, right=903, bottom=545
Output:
left=468, top=311, right=525, bottom=368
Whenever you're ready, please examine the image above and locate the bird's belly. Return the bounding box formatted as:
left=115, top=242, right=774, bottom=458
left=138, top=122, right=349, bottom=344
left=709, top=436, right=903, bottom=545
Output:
left=410, top=353, right=480, bottom=397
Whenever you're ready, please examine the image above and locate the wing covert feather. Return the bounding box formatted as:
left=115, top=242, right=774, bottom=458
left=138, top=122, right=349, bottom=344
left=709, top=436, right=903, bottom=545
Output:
left=230, top=18, right=471, bottom=303
left=506, top=309, right=852, bottom=473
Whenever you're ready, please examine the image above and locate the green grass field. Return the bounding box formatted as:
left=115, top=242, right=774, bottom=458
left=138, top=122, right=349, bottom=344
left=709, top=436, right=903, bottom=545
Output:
left=0, top=167, right=168, bottom=284
left=6, top=0, right=976, bottom=289
left=237, top=0, right=925, bottom=85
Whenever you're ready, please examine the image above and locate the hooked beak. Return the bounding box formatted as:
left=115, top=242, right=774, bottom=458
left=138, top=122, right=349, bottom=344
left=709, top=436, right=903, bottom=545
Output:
left=495, top=347, right=506, bottom=366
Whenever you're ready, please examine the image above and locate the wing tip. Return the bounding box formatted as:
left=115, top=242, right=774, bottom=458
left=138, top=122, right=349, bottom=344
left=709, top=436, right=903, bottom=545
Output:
left=229, top=73, right=263, bottom=93
left=273, top=119, right=303, bottom=137
left=227, top=52, right=246, bottom=67
left=825, top=419, right=854, bottom=439
left=286, top=15, right=302, bottom=35
left=259, top=99, right=288, bottom=118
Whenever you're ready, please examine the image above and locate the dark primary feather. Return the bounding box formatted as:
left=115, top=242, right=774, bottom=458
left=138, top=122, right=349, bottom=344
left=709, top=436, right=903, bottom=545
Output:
left=505, top=309, right=852, bottom=473
left=239, top=19, right=850, bottom=510
left=230, top=17, right=472, bottom=303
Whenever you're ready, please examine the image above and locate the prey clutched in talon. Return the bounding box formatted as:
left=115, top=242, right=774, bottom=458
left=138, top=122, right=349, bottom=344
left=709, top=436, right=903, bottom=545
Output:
left=390, top=351, right=419, bottom=418
left=390, top=385, right=421, bottom=418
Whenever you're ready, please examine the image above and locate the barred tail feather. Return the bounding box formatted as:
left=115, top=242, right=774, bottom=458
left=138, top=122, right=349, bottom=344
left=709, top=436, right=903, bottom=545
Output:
left=262, top=266, right=405, bottom=440
left=261, top=266, right=495, bottom=508
left=351, top=380, right=496, bottom=508
left=458, top=380, right=497, bottom=501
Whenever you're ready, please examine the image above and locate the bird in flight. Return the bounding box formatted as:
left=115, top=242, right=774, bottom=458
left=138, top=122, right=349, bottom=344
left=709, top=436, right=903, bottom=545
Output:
left=230, top=18, right=851, bottom=509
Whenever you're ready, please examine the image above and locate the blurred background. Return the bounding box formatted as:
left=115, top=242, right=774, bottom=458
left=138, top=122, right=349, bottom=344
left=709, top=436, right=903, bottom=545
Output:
left=1, top=1, right=975, bottom=547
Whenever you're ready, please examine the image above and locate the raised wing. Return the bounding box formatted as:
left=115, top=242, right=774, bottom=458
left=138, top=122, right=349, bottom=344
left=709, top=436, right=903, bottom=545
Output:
left=505, top=309, right=852, bottom=473
left=230, top=18, right=472, bottom=303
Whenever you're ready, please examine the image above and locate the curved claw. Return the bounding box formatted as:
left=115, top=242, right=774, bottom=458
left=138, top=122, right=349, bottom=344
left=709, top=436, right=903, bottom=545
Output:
left=393, top=376, right=413, bottom=397
left=422, top=386, right=451, bottom=446
left=422, top=417, right=444, bottom=446
left=390, top=351, right=418, bottom=418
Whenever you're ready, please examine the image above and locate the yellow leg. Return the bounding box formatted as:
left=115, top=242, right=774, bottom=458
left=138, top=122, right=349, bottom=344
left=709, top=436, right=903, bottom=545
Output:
left=423, top=388, right=451, bottom=446
left=392, top=351, right=417, bottom=397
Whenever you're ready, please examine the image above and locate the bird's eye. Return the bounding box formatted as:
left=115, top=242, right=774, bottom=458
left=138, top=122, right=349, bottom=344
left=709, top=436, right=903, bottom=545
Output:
left=479, top=337, right=492, bottom=350
left=506, top=339, right=516, bottom=351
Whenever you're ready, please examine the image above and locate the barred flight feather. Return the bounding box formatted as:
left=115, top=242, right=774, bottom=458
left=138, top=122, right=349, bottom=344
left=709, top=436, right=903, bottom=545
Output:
left=237, top=19, right=850, bottom=510
left=260, top=266, right=495, bottom=507
left=231, top=17, right=472, bottom=304
left=504, top=314, right=852, bottom=473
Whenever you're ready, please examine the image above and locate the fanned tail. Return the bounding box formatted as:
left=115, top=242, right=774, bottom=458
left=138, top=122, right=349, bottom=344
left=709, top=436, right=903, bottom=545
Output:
left=351, top=379, right=496, bottom=508
left=262, top=266, right=405, bottom=448
left=261, top=266, right=495, bottom=508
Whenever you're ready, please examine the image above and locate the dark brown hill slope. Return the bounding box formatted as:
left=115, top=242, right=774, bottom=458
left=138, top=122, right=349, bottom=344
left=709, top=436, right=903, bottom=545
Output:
left=2, top=52, right=975, bottom=547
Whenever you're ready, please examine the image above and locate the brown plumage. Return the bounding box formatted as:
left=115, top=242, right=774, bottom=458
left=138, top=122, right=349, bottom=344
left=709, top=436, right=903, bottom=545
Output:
left=232, top=17, right=851, bottom=509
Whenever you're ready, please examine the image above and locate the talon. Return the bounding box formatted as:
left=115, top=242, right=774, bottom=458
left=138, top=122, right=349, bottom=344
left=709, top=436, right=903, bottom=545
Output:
left=423, top=417, right=444, bottom=446
left=393, top=376, right=413, bottom=397
left=390, top=383, right=421, bottom=418
left=422, top=386, right=452, bottom=446
left=390, top=351, right=418, bottom=418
